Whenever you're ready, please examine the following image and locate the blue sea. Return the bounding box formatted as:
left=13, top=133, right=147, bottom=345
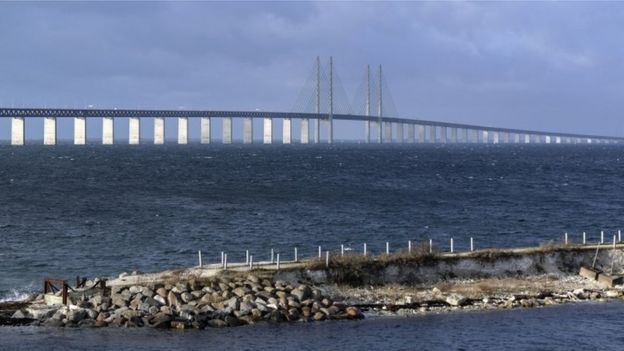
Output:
left=1, top=144, right=623, bottom=350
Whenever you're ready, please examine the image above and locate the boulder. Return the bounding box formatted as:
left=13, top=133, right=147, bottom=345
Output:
left=446, top=294, right=468, bottom=307
left=156, top=287, right=168, bottom=298
left=78, top=319, right=96, bottom=328
left=67, top=309, right=87, bottom=323
left=168, top=291, right=181, bottom=308
left=180, top=292, right=194, bottom=303
left=292, top=285, right=312, bottom=301
left=207, top=319, right=228, bottom=328
left=141, top=288, right=155, bottom=298
left=345, top=307, right=363, bottom=319
left=11, top=310, right=29, bottom=319
left=232, top=287, right=250, bottom=298
left=313, top=312, right=325, bottom=321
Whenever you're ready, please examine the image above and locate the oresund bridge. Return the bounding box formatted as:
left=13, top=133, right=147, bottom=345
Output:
left=1, top=57, right=621, bottom=145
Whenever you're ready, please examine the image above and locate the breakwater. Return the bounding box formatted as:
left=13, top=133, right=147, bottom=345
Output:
left=4, top=244, right=624, bottom=329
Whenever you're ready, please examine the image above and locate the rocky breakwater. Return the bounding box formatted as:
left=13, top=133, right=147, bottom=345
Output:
left=12, top=274, right=363, bottom=329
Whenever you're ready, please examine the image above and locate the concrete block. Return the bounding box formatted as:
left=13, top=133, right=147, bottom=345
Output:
left=579, top=266, right=599, bottom=281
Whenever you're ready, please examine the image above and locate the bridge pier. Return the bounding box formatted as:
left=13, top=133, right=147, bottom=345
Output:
left=200, top=117, right=211, bottom=144
left=407, top=124, right=415, bottom=143
left=396, top=123, right=404, bottom=143
left=440, top=127, right=447, bottom=143
left=178, top=117, right=188, bottom=144
left=11, top=117, right=25, bottom=145
left=555, top=136, right=561, bottom=144
left=102, top=117, right=114, bottom=145
left=154, top=117, right=165, bottom=144
left=264, top=117, right=272, bottom=144
left=429, top=126, right=436, bottom=143
left=417, top=125, right=425, bottom=143
left=43, top=117, right=56, bottom=145
left=314, top=119, right=320, bottom=144
left=74, top=117, right=86, bottom=145
left=544, top=135, right=551, bottom=144
left=462, top=128, right=469, bottom=143
left=383, top=122, right=392, bottom=143
left=283, top=118, right=292, bottom=144
left=300, top=119, right=309, bottom=144
left=481, top=130, right=488, bottom=143
left=492, top=131, right=499, bottom=144
left=129, top=117, right=140, bottom=145
left=243, top=117, right=253, bottom=144
left=222, top=117, right=232, bottom=144
left=451, top=128, right=458, bottom=143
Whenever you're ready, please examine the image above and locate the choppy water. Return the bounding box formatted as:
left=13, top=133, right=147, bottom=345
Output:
left=1, top=144, right=624, bottom=349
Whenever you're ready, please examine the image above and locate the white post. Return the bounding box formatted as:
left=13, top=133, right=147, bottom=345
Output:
left=386, top=242, right=390, bottom=255
left=318, top=246, right=322, bottom=258
left=271, top=248, right=274, bottom=264
left=601, top=230, right=605, bottom=244
left=224, top=254, right=228, bottom=270
left=619, top=230, right=622, bottom=242
left=614, top=235, right=617, bottom=250
left=198, top=250, right=202, bottom=268
left=582, top=232, right=586, bottom=245
left=408, top=240, right=412, bottom=254
left=564, top=232, right=568, bottom=245
left=363, top=243, right=367, bottom=256
left=221, top=251, right=224, bottom=266
left=450, top=238, right=454, bottom=253
left=325, top=251, right=329, bottom=268
left=294, top=247, right=298, bottom=262
left=341, top=244, right=344, bottom=257
left=429, top=239, right=433, bottom=253
left=276, top=253, right=280, bottom=270
left=470, top=237, right=474, bottom=252
left=249, top=255, right=253, bottom=270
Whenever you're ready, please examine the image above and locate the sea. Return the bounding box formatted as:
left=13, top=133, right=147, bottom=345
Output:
left=1, top=143, right=623, bottom=350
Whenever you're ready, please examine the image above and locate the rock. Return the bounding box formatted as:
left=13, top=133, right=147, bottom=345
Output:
left=606, top=290, right=621, bottom=298
left=446, top=294, right=468, bottom=307
left=67, top=309, right=87, bottom=323
left=11, top=310, right=29, bottom=319
left=121, top=310, right=141, bottom=320
left=247, top=275, right=260, bottom=283
left=287, top=308, right=300, bottom=321
left=78, top=319, right=96, bottom=328
left=313, top=312, right=325, bottom=321
left=43, top=319, right=64, bottom=327
left=94, top=320, right=108, bottom=328
left=156, top=287, right=168, bottom=298
left=238, top=302, right=253, bottom=316
left=268, top=310, right=286, bottom=323
left=301, top=306, right=312, bottom=318
left=170, top=320, right=187, bottom=329
left=141, top=288, right=155, bottom=298
left=225, top=315, right=243, bottom=327
left=129, top=286, right=142, bottom=294
left=233, top=287, right=250, bottom=298
left=112, top=295, right=129, bottom=308
left=85, top=308, right=98, bottom=319
left=346, top=306, right=363, bottom=319
left=251, top=308, right=263, bottom=320
left=207, top=319, right=228, bottom=328
left=292, top=285, right=312, bottom=301
left=153, top=295, right=167, bottom=306
left=225, top=297, right=240, bottom=310
left=321, top=298, right=332, bottom=307
left=191, top=290, right=204, bottom=299
left=168, top=291, right=181, bottom=308
left=180, top=292, right=194, bottom=303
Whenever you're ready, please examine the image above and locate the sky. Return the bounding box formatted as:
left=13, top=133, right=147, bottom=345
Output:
left=0, top=1, right=623, bottom=141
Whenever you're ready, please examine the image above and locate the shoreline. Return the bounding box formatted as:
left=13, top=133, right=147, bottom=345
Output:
left=3, top=244, right=624, bottom=329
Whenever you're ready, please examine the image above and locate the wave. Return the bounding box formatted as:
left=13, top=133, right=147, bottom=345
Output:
left=0, top=287, right=36, bottom=303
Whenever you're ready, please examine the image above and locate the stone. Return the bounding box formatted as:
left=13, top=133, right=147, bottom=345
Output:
left=247, top=275, right=260, bottom=283
left=141, top=288, right=155, bottom=298
left=207, top=319, right=228, bottom=328
left=606, top=290, right=621, bottom=298
left=11, top=310, right=29, bottom=319
left=168, top=291, right=181, bottom=308
left=313, top=312, right=325, bottom=321
left=156, top=288, right=168, bottom=298
left=154, top=295, right=167, bottom=306
left=321, top=298, right=332, bottom=307
left=292, top=285, right=313, bottom=301
left=233, top=287, right=251, bottom=298
left=122, top=310, right=141, bottom=320
left=225, top=297, right=240, bottom=310
left=43, top=319, right=65, bottom=327
left=238, top=302, right=253, bottom=316
left=225, top=315, right=243, bottom=327
left=170, top=320, right=187, bottom=329
left=446, top=294, right=468, bottom=307
left=346, top=307, right=363, bottom=319
left=287, top=308, right=300, bottom=320
left=78, top=319, right=96, bottom=328
left=180, top=292, right=194, bottom=303
left=301, top=306, right=312, bottom=318
left=67, top=309, right=87, bottom=323
left=129, top=286, right=142, bottom=294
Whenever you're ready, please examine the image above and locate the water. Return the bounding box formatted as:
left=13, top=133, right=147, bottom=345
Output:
left=1, top=144, right=624, bottom=349
left=1, top=301, right=623, bottom=350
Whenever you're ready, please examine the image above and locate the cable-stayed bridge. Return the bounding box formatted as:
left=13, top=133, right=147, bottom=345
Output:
left=0, top=57, right=621, bottom=145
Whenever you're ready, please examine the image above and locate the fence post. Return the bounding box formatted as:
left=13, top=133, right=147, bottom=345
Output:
left=583, top=232, right=586, bottom=245
left=276, top=253, right=280, bottom=270
left=450, top=238, right=454, bottom=253
left=224, top=254, right=228, bottom=270
left=408, top=240, right=412, bottom=254
left=294, top=247, right=298, bottom=262
left=271, top=248, right=275, bottom=264
left=601, top=230, right=605, bottom=244
left=198, top=250, right=202, bottom=268
left=221, top=251, right=224, bottom=266
left=386, top=242, right=390, bottom=255
left=363, top=243, right=367, bottom=256
left=245, top=250, right=249, bottom=265
left=470, top=237, right=474, bottom=252
left=325, top=251, right=329, bottom=268
left=429, top=239, right=433, bottom=254
left=341, top=244, right=344, bottom=257
left=564, top=232, right=568, bottom=245
left=318, top=246, right=322, bottom=259
left=249, top=255, right=253, bottom=270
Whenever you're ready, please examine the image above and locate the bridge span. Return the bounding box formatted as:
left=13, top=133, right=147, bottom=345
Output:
left=0, top=107, right=621, bottom=145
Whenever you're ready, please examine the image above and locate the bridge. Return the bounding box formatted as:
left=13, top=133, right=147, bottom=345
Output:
left=1, top=57, right=621, bottom=145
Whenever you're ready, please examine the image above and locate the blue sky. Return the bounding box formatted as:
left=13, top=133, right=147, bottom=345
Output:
left=1, top=1, right=623, bottom=140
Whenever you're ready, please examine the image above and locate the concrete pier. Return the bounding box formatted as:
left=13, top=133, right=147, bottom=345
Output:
left=222, top=117, right=232, bottom=144
left=102, top=117, right=114, bottom=145
left=314, top=119, right=320, bottom=144
left=74, top=117, right=86, bottom=145
left=514, top=133, right=520, bottom=143
left=243, top=117, right=253, bottom=144
left=524, top=134, right=530, bottom=143
left=545, top=135, right=552, bottom=144
left=154, top=117, right=165, bottom=144
left=481, top=130, right=489, bottom=144
left=492, top=132, right=499, bottom=144
left=451, top=128, right=458, bottom=143
left=200, top=117, right=211, bottom=144
left=418, top=125, right=425, bottom=143
left=440, top=127, right=447, bottom=143
left=264, top=117, right=272, bottom=144
left=383, top=122, right=392, bottom=143
left=178, top=117, right=188, bottom=145
left=129, top=117, right=140, bottom=145
left=429, top=126, right=436, bottom=143
left=282, top=118, right=292, bottom=144
left=43, top=117, right=56, bottom=145
left=555, top=136, right=562, bottom=144
left=300, top=119, right=309, bottom=144
left=407, top=124, right=415, bottom=143
left=463, top=128, right=469, bottom=143
left=396, top=123, right=404, bottom=143
left=11, top=117, right=25, bottom=145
